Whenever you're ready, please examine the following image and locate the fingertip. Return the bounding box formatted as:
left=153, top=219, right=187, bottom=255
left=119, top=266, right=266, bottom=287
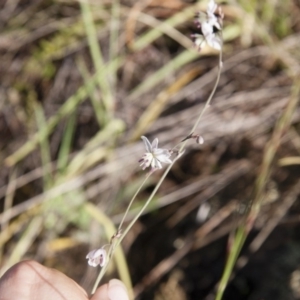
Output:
left=108, top=279, right=129, bottom=300
left=90, top=283, right=109, bottom=300
left=91, top=279, right=129, bottom=300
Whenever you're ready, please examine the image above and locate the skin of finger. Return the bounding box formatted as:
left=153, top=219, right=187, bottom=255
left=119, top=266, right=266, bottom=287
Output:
left=91, top=279, right=129, bottom=300
left=0, top=260, right=88, bottom=300
left=90, top=284, right=110, bottom=300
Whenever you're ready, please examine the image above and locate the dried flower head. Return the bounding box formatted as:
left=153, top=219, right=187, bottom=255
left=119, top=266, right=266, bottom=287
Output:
left=191, top=0, right=223, bottom=51
left=139, top=136, right=172, bottom=172
left=195, top=135, right=204, bottom=144
left=181, top=133, right=204, bottom=145
left=86, top=248, right=107, bottom=267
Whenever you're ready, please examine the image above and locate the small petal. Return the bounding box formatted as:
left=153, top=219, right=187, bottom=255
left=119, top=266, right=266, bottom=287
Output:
left=207, top=14, right=221, bottom=30
left=201, top=21, right=213, bottom=37
left=192, top=34, right=205, bottom=50
left=154, top=159, right=162, bottom=169
left=158, top=156, right=173, bottom=164
left=141, top=136, right=152, bottom=153
left=151, top=138, right=158, bottom=149
left=207, top=0, right=217, bottom=14
left=153, top=148, right=168, bottom=155
left=206, top=32, right=222, bottom=50
left=155, top=152, right=172, bottom=164
left=196, top=11, right=207, bottom=25
left=207, top=1, right=220, bottom=29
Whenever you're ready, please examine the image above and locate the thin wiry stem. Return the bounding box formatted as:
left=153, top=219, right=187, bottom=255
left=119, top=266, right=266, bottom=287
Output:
left=118, top=153, right=181, bottom=245
left=91, top=173, right=150, bottom=294
left=172, top=47, right=223, bottom=154
left=118, top=48, right=223, bottom=242
left=91, top=47, right=223, bottom=294
left=99, top=54, right=221, bottom=291
left=189, top=49, right=223, bottom=138
left=91, top=161, right=175, bottom=294
left=118, top=172, right=151, bottom=232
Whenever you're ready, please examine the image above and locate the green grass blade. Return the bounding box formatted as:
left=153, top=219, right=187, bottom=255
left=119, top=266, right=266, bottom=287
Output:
left=215, top=227, right=246, bottom=300
left=76, top=57, right=105, bottom=127
left=57, top=109, right=77, bottom=174
left=5, top=69, right=101, bottom=167
left=34, top=102, right=53, bottom=189
left=128, top=49, right=199, bottom=101
left=109, top=0, right=120, bottom=89
left=130, top=2, right=203, bottom=52
left=80, top=1, right=114, bottom=118
left=5, top=55, right=125, bottom=167
left=215, top=81, right=300, bottom=300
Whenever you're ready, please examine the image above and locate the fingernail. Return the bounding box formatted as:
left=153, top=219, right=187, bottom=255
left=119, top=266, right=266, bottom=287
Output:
left=108, top=279, right=129, bottom=300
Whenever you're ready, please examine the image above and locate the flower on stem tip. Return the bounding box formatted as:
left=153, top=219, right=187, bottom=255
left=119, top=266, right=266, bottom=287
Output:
left=191, top=0, right=223, bottom=51
left=86, top=248, right=107, bottom=267
left=139, top=136, right=173, bottom=172
left=181, top=133, right=204, bottom=144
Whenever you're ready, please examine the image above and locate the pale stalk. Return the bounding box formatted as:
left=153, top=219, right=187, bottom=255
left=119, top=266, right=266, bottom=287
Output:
left=91, top=48, right=223, bottom=293
left=118, top=172, right=151, bottom=231
left=173, top=48, right=223, bottom=153
left=188, top=48, right=223, bottom=140
left=91, top=173, right=151, bottom=294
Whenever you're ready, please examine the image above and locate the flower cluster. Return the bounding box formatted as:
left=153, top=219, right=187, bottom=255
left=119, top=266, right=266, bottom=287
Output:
left=191, top=0, right=224, bottom=51
left=139, top=136, right=173, bottom=172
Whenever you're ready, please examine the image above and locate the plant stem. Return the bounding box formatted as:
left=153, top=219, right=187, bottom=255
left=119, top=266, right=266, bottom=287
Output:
left=118, top=173, right=151, bottom=232
left=91, top=48, right=223, bottom=293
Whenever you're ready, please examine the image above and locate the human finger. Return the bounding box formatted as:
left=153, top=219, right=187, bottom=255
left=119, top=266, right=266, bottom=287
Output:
left=0, top=260, right=88, bottom=300
left=91, top=279, right=129, bottom=300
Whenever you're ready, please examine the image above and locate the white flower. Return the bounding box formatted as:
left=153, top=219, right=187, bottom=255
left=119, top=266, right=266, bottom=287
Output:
left=139, top=136, right=172, bottom=171
left=206, top=0, right=221, bottom=30
left=192, top=31, right=222, bottom=51
left=86, top=248, right=107, bottom=267
left=204, top=32, right=223, bottom=51
left=192, top=0, right=223, bottom=51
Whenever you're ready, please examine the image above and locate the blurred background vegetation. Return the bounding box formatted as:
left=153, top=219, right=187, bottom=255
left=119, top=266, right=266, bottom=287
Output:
left=0, top=0, right=300, bottom=299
